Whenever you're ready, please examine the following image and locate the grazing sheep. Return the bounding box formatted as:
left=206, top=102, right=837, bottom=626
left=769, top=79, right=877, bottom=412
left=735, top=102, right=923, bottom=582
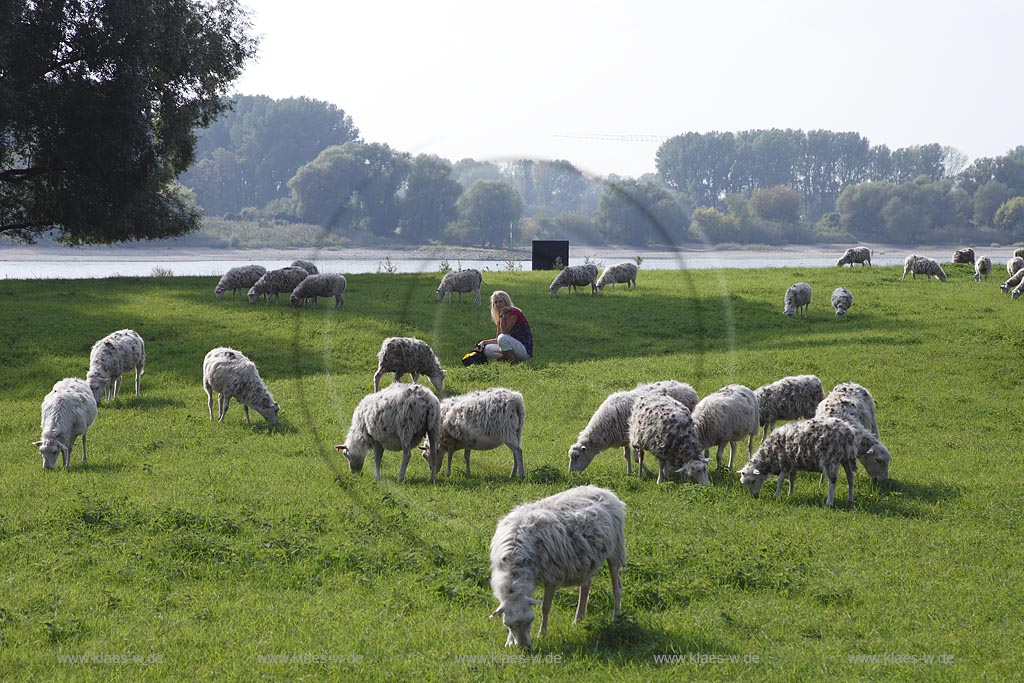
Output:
left=290, top=259, right=319, bottom=275
left=431, top=387, right=525, bottom=479
left=628, top=391, right=710, bottom=484
left=974, top=256, right=992, bottom=282
left=691, top=384, right=760, bottom=469
left=202, top=347, right=280, bottom=426
left=549, top=264, right=599, bottom=295
left=837, top=247, right=872, bottom=267
left=247, top=266, right=309, bottom=305
left=596, top=262, right=638, bottom=291
left=489, top=485, right=625, bottom=649
left=951, top=248, right=975, bottom=264
left=1008, top=256, right=1024, bottom=276
left=754, top=375, right=825, bottom=439
left=86, top=329, right=145, bottom=404
left=831, top=287, right=853, bottom=317
left=1015, top=248, right=1024, bottom=259
left=738, top=416, right=859, bottom=507
left=33, top=378, right=98, bottom=469
left=215, top=265, right=267, bottom=299
left=784, top=283, right=812, bottom=317
left=436, top=269, right=483, bottom=304
left=999, top=268, right=1024, bottom=293
left=335, top=382, right=441, bottom=483
left=373, top=337, right=445, bottom=393
left=814, top=382, right=890, bottom=483
left=902, top=255, right=947, bottom=282
left=1013, top=280, right=1024, bottom=301
left=289, top=273, right=347, bottom=308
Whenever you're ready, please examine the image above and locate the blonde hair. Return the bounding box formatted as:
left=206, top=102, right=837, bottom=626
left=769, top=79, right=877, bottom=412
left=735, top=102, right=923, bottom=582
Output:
left=490, top=290, right=513, bottom=324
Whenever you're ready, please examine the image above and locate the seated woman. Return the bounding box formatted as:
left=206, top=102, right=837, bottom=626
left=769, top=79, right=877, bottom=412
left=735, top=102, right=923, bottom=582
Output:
left=477, top=290, right=533, bottom=363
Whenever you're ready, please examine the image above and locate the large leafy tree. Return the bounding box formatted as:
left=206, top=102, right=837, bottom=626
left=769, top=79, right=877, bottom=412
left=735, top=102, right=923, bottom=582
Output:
left=398, top=154, right=462, bottom=243
left=597, top=178, right=690, bottom=246
left=0, top=0, right=257, bottom=243
left=455, top=180, right=523, bottom=248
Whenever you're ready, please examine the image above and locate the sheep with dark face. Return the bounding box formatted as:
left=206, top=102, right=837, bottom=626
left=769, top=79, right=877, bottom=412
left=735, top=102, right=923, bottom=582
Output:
left=431, top=387, right=525, bottom=479
left=248, top=266, right=309, bottom=304
left=691, top=384, right=760, bottom=469
left=215, top=265, right=267, bottom=299
left=784, top=283, right=812, bottom=317
left=289, top=273, right=346, bottom=308
left=951, top=248, right=975, bottom=264
left=436, top=269, right=483, bottom=304
left=203, top=347, right=280, bottom=426
left=86, top=329, right=145, bottom=404
left=549, top=264, right=598, bottom=295
left=373, top=337, right=445, bottom=393
left=628, top=391, right=709, bottom=484
left=596, top=262, right=638, bottom=291
left=754, top=374, right=825, bottom=439
left=34, top=378, right=98, bottom=469
left=974, top=256, right=992, bottom=282
left=831, top=287, right=853, bottom=317
left=837, top=247, right=872, bottom=267
left=902, top=255, right=947, bottom=282
left=814, top=382, right=891, bottom=483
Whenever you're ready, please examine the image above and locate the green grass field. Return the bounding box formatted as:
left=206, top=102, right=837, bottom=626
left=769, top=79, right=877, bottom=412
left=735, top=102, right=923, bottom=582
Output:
left=0, top=263, right=1020, bottom=681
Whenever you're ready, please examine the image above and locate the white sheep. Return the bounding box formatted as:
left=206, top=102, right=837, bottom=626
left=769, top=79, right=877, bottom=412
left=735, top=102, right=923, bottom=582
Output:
left=86, top=329, right=145, bottom=404
left=489, top=485, right=625, bottom=649
left=628, top=391, right=710, bottom=484
left=247, top=266, right=309, bottom=305
left=289, top=273, right=347, bottom=308
left=951, top=248, right=975, bottom=264
left=999, top=267, right=1024, bottom=293
left=430, top=387, right=525, bottom=479
left=974, top=256, right=992, bottom=282
left=373, top=337, right=445, bottom=393
left=335, top=382, right=441, bottom=483
left=1007, top=256, right=1024, bottom=276
left=754, top=374, right=825, bottom=439
left=202, top=347, right=279, bottom=426
left=596, top=262, right=638, bottom=291
left=814, top=382, right=891, bottom=483
left=738, top=416, right=859, bottom=507
left=831, top=287, right=853, bottom=317
left=436, top=269, right=483, bottom=304
left=33, top=378, right=98, bottom=469
left=902, top=255, right=947, bottom=282
left=549, top=264, right=598, bottom=295
left=691, top=384, right=759, bottom=469
left=837, top=247, right=871, bottom=267
left=784, top=282, right=812, bottom=317
left=290, top=259, right=319, bottom=275
left=215, top=265, right=267, bottom=299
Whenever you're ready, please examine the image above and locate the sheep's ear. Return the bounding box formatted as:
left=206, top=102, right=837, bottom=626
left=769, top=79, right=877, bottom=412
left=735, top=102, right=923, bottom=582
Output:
left=489, top=605, right=505, bottom=618
left=701, top=456, right=710, bottom=464
left=752, top=468, right=761, bottom=476
left=31, top=441, right=42, bottom=447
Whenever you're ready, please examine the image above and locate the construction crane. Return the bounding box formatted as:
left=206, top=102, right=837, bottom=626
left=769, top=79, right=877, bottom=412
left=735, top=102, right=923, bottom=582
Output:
left=554, top=133, right=669, bottom=143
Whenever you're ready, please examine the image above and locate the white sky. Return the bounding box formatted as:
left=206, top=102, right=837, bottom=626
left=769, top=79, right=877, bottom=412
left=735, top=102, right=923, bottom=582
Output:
left=233, top=0, right=1023, bottom=179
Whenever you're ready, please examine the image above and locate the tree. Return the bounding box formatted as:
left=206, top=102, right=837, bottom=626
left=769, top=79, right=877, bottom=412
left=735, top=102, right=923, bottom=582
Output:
left=749, top=185, right=802, bottom=223
left=994, top=196, right=1024, bottom=239
left=399, top=154, right=462, bottom=243
left=596, top=178, right=690, bottom=246
left=1, top=0, right=257, bottom=243
left=973, top=180, right=1013, bottom=227
left=455, top=180, right=523, bottom=248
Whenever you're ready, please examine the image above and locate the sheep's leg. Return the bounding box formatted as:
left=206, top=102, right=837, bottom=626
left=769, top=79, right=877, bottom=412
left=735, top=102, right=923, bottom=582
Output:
left=727, top=441, right=738, bottom=469
left=623, top=445, right=632, bottom=476
left=62, top=445, right=70, bottom=469
left=540, top=585, right=555, bottom=635
left=715, top=444, right=726, bottom=469
left=463, top=448, right=472, bottom=477
left=373, top=445, right=384, bottom=480
left=844, top=460, right=855, bottom=504
left=445, top=450, right=453, bottom=477
left=773, top=471, right=788, bottom=500
left=635, top=448, right=644, bottom=479
left=508, top=445, right=524, bottom=479
left=81, top=432, right=87, bottom=465
left=747, top=432, right=755, bottom=457
left=243, top=404, right=252, bottom=426
left=372, top=368, right=385, bottom=392
left=825, top=473, right=837, bottom=507
left=788, top=470, right=796, bottom=494
left=397, top=447, right=411, bottom=483
left=610, top=562, right=622, bottom=620
left=218, top=394, right=230, bottom=421
left=575, top=582, right=591, bottom=623
left=135, top=366, right=142, bottom=396
left=205, top=386, right=214, bottom=421
left=410, top=372, right=420, bottom=385
left=656, top=460, right=663, bottom=484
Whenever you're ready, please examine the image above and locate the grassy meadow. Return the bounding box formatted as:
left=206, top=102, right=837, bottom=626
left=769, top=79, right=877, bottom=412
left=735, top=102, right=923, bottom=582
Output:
left=0, top=262, right=1020, bottom=681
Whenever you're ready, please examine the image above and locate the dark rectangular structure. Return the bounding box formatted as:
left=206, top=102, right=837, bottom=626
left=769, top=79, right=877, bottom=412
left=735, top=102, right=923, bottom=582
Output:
left=532, top=240, right=570, bottom=270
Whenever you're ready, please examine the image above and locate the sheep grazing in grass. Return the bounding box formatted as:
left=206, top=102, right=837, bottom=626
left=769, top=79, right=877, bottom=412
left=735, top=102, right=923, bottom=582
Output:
left=336, top=382, right=441, bottom=483
left=1007, top=256, right=1024, bottom=276
left=999, top=268, right=1024, bottom=293
left=489, top=485, right=625, bottom=649
left=837, top=247, right=872, bottom=267
left=248, top=266, right=309, bottom=304
left=974, top=256, right=993, bottom=282
left=902, top=255, right=947, bottom=282
left=596, top=262, right=638, bottom=291
left=86, top=329, right=145, bottom=404
left=436, top=268, right=483, bottom=304
left=429, top=387, right=525, bottom=479
left=951, top=248, right=975, bottom=264
left=289, top=273, right=347, bottom=308
left=691, top=384, right=759, bottom=469
left=814, top=382, right=891, bottom=483
left=202, top=347, right=279, bottom=427
left=628, top=391, right=709, bottom=484
left=831, top=287, right=853, bottom=317
left=373, top=337, right=445, bottom=393
left=738, top=416, right=859, bottom=507
left=1013, top=281, right=1024, bottom=301
left=784, top=282, right=812, bottom=317
left=754, top=375, right=825, bottom=439
left=215, top=265, right=267, bottom=299
left=549, top=264, right=598, bottom=295
left=34, top=378, right=98, bottom=469
left=290, top=259, right=318, bottom=275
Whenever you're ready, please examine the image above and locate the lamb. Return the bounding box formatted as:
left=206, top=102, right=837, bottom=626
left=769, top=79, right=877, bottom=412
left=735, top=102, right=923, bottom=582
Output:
left=202, top=347, right=280, bottom=426
left=831, top=287, right=853, bottom=317
left=691, top=384, right=760, bottom=469
left=435, top=268, right=483, bottom=304
left=489, top=485, right=625, bottom=649
left=1007, top=256, right=1024, bottom=276
left=738, top=416, right=859, bottom=507
left=974, top=256, right=992, bottom=282
left=951, top=248, right=975, bottom=264
left=837, top=247, right=872, bottom=267
left=289, top=273, right=347, bottom=308
left=290, top=259, right=319, bottom=275
left=628, top=391, right=710, bottom=484
left=783, top=282, right=812, bottom=317
left=335, top=382, right=441, bottom=483
left=999, top=268, right=1024, bottom=293
left=814, top=382, right=891, bottom=483
left=549, top=264, right=598, bottom=295
left=429, top=387, right=525, bottom=479
left=86, top=329, right=145, bottom=404
left=754, top=375, right=825, bottom=439
left=33, top=378, right=98, bottom=469
left=373, top=337, right=445, bottom=393
left=247, top=266, right=309, bottom=305
left=902, top=255, right=947, bottom=282
left=596, top=262, right=638, bottom=291
left=215, top=265, right=267, bottom=299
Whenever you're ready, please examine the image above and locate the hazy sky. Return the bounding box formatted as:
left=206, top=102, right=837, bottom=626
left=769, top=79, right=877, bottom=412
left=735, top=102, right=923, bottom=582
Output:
left=233, top=0, right=1022, bottom=178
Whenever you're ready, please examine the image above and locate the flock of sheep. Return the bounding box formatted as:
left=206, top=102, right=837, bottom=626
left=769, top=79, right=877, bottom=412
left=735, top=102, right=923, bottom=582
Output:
left=216, top=259, right=347, bottom=308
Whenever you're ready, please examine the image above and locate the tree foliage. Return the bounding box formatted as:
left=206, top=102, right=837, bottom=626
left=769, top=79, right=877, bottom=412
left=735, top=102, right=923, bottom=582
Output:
left=398, top=154, right=463, bottom=243
left=596, top=178, right=691, bottom=246
left=453, top=180, right=523, bottom=248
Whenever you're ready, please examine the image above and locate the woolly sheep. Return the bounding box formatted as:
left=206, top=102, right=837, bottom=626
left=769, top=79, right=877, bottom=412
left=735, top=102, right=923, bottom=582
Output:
left=999, top=268, right=1024, bottom=293
left=902, top=255, right=947, bottom=282
left=837, top=247, right=871, bottom=267
left=1007, top=256, right=1024, bottom=276
left=86, top=329, right=145, bottom=404
left=489, top=485, right=625, bottom=649
left=247, top=266, right=309, bottom=305
left=691, top=384, right=759, bottom=469
left=831, top=287, right=853, bottom=317
left=373, top=337, right=445, bottom=393
left=628, top=391, right=710, bottom=484
left=549, top=264, right=598, bottom=295
left=430, top=387, right=525, bottom=479
left=814, top=382, right=890, bottom=483
left=1013, top=280, right=1024, bottom=301
left=1015, top=248, right=1024, bottom=259
left=290, top=259, right=319, bottom=275
left=738, top=416, right=859, bottom=507
left=202, top=347, right=280, bottom=426
left=951, top=248, right=975, bottom=264
left=289, top=273, right=347, bottom=308
left=33, top=378, right=98, bottom=469
left=754, top=374, right=825, bottom=439
left=974, top=256, right=992, bottom=282
left=335, top=382, right=441, bottom=483
left=215, top=265, right=267, bottom=299
left=436, top=269, right=483, bottom=304
left=784, top=282, right=812, bottom=317
left=596, top=262, right=638, bottom=291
